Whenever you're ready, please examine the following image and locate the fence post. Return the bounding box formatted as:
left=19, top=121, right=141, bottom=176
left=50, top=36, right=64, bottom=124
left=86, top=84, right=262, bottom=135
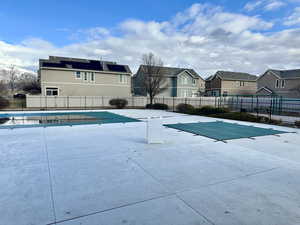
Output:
left=199, top=97, right=201, bottom=108
left=240, top=98, right=243, bottom=112
left=173, top=97, right=175, bottom=112
left=45, top=96, right=48, bottom=111
left=214, top=96, right=217, bottom=107
left=102, top=96, right=104, bottom=107
left=269, top=99, right=272, bottom=121
left=256, top=96, right=259, bottom=118
left=131, top=96, right=134, bottom=108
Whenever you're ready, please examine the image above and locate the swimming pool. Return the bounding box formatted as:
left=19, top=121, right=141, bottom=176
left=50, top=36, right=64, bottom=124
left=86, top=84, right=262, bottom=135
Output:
left=0, top=111, right=140, bottom=129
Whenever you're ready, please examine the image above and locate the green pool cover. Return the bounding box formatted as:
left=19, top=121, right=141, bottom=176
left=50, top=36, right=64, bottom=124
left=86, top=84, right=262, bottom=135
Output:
left=164, top=121, right=289, bottom=141
left=0, top=111, right=140, bottom=129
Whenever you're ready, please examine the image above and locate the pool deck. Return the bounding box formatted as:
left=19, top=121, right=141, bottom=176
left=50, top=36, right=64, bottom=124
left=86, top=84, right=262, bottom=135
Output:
left=0, top=109, right=300, bottom=225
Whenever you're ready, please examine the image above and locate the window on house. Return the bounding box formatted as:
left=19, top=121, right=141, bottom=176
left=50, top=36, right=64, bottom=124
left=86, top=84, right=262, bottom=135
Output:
left=183, top=76, right=188, bottom=85
left=240, top=81, right=245, bottom=86
left=276, top=79, right=280, bottom=88
left=223, top=91, right=228, bottom=96
left=91, top=72, right=95, bottom=82
left=192, top=79, right=196, bottom=84
left=75, top=71, right=81, bottom=79
left=281, top=80, right=285, bottom=88
left=84, top=72, right=88, bottom=81
left=46, top=88, right=58, bottom=96
left=119, top=75, right=127, bottom=83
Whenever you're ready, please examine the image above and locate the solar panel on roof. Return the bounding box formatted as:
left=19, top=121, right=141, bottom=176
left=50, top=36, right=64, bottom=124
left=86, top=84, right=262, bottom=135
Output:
left=42, top=62, right=66, bottom=68
left=107, top=64, right=127, bottom=72
left=60, top=61, right=103, bottom=71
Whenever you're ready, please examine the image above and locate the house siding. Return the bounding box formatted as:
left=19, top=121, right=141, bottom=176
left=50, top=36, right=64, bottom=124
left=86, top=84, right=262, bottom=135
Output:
left=257, top=71, right=300, bottom=98
left=221, top=80, right=257, bottom=95
left=41, top=68, right=131, bottom=96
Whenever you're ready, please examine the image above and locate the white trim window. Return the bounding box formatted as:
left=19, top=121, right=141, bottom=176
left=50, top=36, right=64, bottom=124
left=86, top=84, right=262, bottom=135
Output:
left=90, top=72, right=95, bottom=82
left=75, top=71, right=81, bottom=79
left=239, top=81, right=245, bottom=86
left=119, top=75, right=127, bottom=83
left=275, top=79, right=280, bottom=88
left=182, top=76, right=188, bottom=85
left=281, top=80, right=285, bottom=88
left=46, top=87, right=58, bottom=96
left=84, top=72, right=88, bottom=81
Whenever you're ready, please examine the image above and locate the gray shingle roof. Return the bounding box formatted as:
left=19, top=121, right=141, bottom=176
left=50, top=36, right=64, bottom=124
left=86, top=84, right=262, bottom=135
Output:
left=40, top=56, right=132, bottom=74
left=215, top=71, right=257, bottom=81
left=137, top=65, right=202, bottom=79
left=268, top=69, right=300, bottom=79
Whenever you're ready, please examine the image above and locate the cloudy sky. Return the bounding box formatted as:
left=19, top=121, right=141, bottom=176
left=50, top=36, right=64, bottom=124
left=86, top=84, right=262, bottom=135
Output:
left=1, top=0, right=300, bottom=77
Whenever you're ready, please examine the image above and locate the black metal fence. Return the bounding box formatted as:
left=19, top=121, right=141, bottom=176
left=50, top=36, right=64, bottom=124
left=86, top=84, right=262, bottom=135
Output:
left=2, top=95, right=300, bottom=118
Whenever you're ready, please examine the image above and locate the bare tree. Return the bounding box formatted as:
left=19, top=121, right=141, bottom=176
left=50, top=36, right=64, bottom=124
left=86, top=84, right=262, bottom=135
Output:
left=18, top=73, right=41, bottom=94
left=0, top=80, right=8, bottom=95
left=141, top=53, right=167, bottom=105
left=4, top=65, right=18, bottom=94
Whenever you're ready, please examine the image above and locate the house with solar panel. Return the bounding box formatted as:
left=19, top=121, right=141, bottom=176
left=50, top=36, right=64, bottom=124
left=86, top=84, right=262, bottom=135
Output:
left=38, top=56, right=132, bottom=96
left=257, top=69, right=300, bottom=98
left=132, top=65, right=205, bottom=97
left=205, top=71, right=257, bottom=96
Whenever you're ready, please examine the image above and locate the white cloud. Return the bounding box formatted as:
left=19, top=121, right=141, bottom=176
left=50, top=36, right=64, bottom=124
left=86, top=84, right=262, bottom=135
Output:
left=0, top=3, right=300, bottom=77
left=244, top=0, right=286, bottom=11
left=284, top=7, right=300, bottom=26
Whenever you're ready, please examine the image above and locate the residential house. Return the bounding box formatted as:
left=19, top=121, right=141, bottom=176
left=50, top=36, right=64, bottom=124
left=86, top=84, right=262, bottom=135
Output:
left=257, top=69, right=300, bottom=98
left=132, top=65, right=205, bottom=97
left=38, top=56, right=132, bottom=96
left=205, top=71, right=257, bottom=96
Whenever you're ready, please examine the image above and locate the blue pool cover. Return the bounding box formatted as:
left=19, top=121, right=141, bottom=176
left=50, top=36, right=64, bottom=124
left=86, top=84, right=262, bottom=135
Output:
left=164, top=121, right=289, bottom=141
left=0, top=111, right=140, bottom=129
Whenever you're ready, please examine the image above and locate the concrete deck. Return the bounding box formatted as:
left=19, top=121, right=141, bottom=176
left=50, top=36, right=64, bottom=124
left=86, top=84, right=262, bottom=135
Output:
left=0, top=109, right=299, bottom=225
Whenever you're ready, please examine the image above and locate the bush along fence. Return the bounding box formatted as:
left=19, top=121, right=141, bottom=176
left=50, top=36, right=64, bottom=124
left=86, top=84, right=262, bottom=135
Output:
left=23, top=95, right=300, bottom=115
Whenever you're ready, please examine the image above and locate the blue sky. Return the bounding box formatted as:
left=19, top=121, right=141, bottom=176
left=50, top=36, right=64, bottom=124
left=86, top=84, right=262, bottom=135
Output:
left=1, top=0, right=300, bottom=76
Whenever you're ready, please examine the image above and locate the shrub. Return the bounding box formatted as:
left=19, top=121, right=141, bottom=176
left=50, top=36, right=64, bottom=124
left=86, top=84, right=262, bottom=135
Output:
left=146, top=103, right=169, bottom=110
left=176, top=103, right=194, bottom=113
left=0, top=118, right=9, bottom=124
left=295, top=121, right=300, bottom=128
left=212, top=112, right=259, bottom=122
left=109, top=98, right=128, bottom=109
left=0, top=96, right=9, bottom=109
left=194, top=106, right=230, bottom=115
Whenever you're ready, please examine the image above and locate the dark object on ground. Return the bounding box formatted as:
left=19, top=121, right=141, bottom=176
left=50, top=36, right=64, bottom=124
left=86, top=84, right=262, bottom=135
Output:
left=0, top=96, right=9, bottom=109
left=176, top=103, right=194, bottom=113
left=13, top=93, right=26, bottom=99
left=109, top=98, right=128, bottom=109
left=146, top=103, right=169, bottom=110
left=193, top=106, right=229, bottom=115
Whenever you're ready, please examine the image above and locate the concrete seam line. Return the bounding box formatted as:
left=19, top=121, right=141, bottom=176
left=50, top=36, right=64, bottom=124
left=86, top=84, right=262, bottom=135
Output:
left=175, top=167, right=281, bottom=195
left=175, top=194, right=217, bottom=225
left=42, top=129, right=57, bottom=224
left=128, top=157, right=172, bottom=194
left=46, top=193, right=176, bottom=225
